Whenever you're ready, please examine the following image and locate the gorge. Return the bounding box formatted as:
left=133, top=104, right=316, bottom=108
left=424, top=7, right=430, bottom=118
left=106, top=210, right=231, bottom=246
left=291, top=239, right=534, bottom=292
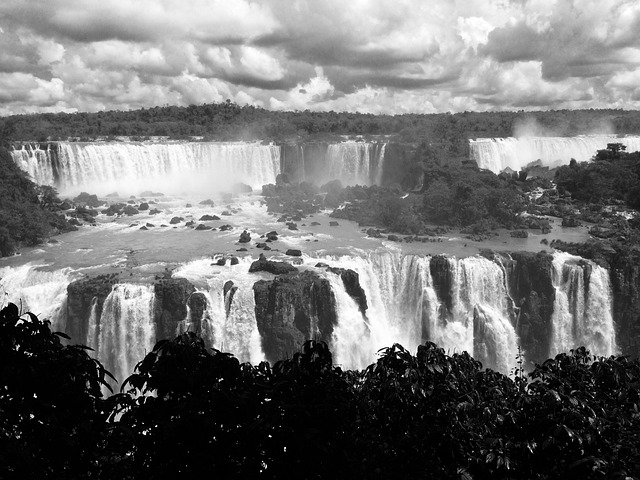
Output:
left=0, top=137, right=635, bottom=387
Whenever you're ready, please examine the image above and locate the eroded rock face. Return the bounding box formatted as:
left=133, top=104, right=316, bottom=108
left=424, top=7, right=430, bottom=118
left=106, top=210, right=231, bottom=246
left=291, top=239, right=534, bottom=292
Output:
left=503, top=251, right=555, bottom=367
left=66, top=273, right=120, bottom=344
left=249, top=254, right=298, bottom=275
left=253, top=267, right=368, bottom=364
left=610, top=257, right=640, bottom=358
left=154, top=277, right=196, bottom=341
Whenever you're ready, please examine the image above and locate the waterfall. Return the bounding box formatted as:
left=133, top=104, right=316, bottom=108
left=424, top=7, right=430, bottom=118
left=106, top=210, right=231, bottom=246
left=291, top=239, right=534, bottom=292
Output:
left=326, top=142, right=386, bottom=186
left=318, top=252, right=518, bottom=373
left=550, top=252, right=617, bottom=358
left=0, top=263, right=73, bottom=331
left=96, top=284, right=156, bottom=386
left=11, top=141, right=281, bottom=196
left=172, top=257, right=265, bottom=364
left=469, top=135, right=640, bottom=173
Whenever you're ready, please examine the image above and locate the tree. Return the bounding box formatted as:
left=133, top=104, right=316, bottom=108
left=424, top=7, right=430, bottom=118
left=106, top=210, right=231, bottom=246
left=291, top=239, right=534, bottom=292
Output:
left=0, top=303, right=114, bottom=478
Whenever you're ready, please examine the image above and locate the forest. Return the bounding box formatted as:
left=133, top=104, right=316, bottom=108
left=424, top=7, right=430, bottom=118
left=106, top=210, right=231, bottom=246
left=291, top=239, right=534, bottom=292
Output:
left=4, top=102, right=640, bottom=157
left=2, top=301, right=639, bottom=479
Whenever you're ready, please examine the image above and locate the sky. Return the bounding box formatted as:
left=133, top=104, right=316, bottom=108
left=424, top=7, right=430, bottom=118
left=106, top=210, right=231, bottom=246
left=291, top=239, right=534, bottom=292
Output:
left=1, top=0, right=640, bottom=116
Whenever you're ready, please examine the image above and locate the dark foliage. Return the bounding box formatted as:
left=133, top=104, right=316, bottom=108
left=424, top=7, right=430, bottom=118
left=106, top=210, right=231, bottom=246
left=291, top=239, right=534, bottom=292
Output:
left=0, top=303, right=113, bottom=479
left=3, top=305, right=640, bottom=479
left=0, top=146, right=75, bottom=256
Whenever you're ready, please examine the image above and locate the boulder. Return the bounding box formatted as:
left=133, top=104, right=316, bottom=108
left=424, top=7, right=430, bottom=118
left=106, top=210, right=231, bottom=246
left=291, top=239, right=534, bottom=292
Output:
left=287, top=222, right=298, bottom=231
left=73, top=192, right=103, bottom=208
left=200, top=214, right=220, bottom=221
left=249, top=253, right=298, bottom=275
left=239, top=230, right=251, bottom=243
left=169, top=216, right=183, bottom=225
left=329, top=221, right=340, bottom=227
left=140, top=191, right=164, bottom=197
left=199, top=199, right=215, bottom=206
left=138, top=202, right=149, bottom=211
left=219, top=224, right=233, bottom=231
left=195, top=224, right=211, bottom=231
left=286, top=249, right=302, bottom=257
left=123, top=205, right=139, bottom=216
left=510, top=230, right=529, bottom=238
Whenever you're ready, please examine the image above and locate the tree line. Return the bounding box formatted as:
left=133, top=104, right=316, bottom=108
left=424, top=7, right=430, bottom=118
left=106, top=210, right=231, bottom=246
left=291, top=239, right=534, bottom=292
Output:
left=2, top=302, right=639, bottom=479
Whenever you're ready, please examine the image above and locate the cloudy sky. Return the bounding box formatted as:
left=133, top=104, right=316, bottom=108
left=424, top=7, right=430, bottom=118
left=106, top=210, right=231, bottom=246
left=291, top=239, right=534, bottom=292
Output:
left=1, top=0, right=639, bottom=115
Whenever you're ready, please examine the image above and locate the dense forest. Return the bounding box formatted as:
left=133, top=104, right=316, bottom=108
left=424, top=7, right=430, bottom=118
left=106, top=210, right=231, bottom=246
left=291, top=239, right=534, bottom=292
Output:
left=0, top=145, right=74, bottom=256
left=2, top=302, right=639, bottom=479
left=4, top=102, right=640, bottom=157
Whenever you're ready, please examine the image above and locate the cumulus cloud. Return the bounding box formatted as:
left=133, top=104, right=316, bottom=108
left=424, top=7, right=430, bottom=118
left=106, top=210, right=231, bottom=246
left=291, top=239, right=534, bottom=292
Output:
left=1, top=0, right=640, bottom=114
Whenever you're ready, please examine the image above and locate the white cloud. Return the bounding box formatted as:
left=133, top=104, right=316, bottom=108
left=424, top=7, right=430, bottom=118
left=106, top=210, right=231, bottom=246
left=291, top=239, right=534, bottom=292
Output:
left=2, top=0, right=640, bottom=114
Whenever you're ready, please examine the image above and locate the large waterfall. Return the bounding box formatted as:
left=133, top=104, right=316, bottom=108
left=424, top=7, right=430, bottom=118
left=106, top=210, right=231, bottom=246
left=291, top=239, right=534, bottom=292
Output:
left=550, top=252, right=616, bottom=358
left=0, top=251, right=618, bottom=382
left=95, top=284, right=156, bottom=385
left=469, top=135, right=640, bottom=173
left=323, top=253, right=519, bottom=372
left=11, top=140, right=388, bottom=196
left=11, top=142, right=282, bottom=196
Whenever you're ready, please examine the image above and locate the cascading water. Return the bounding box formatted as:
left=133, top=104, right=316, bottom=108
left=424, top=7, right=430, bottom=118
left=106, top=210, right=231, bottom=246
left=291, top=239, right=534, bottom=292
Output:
left=469, top=135, right=640, bottom=173
left=550, top=252, right=617, bottom=358
left=96, top=284, right=156, bottom=385
left=0, top=263, right=73, bottom=331
left=172, top=257, right=265, bottom=364
left=326, top=142, right=386, bottom=186
left=11, top=142, right=282, bottom=196
left=316, top=252, right=518, bottom=373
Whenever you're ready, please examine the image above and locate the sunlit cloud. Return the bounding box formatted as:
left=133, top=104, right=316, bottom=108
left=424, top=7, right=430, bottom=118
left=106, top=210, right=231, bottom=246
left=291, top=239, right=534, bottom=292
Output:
left=1, top=0, right=640, bottom=115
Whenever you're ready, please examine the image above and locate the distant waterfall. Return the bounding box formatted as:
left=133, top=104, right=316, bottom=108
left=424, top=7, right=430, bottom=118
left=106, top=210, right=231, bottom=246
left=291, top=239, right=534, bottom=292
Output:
left=550, top=252, right=617, bottom=358
left=469, top=136, right=640, bottom=173
left=326, top=142, right=386, bottom=186
left=96, top=284, right=156, bottom=385
left=11, top=142, right=281, bottom=196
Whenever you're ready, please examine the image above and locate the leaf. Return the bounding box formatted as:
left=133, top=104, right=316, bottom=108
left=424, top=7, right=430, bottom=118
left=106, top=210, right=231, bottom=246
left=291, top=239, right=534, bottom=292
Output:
left=53, top=331, right=71, bottom=340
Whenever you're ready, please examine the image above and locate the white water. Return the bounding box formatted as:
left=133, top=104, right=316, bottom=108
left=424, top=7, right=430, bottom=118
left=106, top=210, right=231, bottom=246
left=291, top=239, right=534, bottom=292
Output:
left=315, top=252, right=518, bottom=372
left=172, top=257, right=265, bottom=364
left=96, top=284, right=156, bottom=386
left=0, top=263, right=73, bottom=331
left=326, top=142, right=385, bottom=186
left=550, top=251, right=617, bottom=358
left=469, top=135, right=640, bottom=173
left=12, top=142, right=281, bottom=197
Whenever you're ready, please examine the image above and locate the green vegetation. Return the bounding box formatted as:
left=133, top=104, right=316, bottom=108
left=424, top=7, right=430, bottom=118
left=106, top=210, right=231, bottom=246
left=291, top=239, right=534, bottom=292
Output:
left=0, top=146, right=74, bottom=256
left=3, top=302, right=640, bottom=479
left=328, top=161, right=529, bottom=236
left=4, top=103, right=640, bottom=149
left=555, top=144, right=640, bottom=209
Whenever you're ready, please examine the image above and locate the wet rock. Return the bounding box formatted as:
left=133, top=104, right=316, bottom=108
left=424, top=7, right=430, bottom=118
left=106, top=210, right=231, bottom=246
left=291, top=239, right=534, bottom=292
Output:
left=149, top=208, right=162, bottom=215
left=219, top=224, right=233, bottom=231
left=329, top=221, right=340, bottom=227
left=310, top=221, right=321, bottom=226
left=286, top=249, right=302, bottom=257
left=239, top=230, right=251, bottom=243
left=200, top=214, right=220, bottom=221
left=287, top=222, right=298, bottom=230
left=367, top=228, right=383, bottom=238
left=562, top=216, right=581, bottom=227
left=138, top=202, right=149, bottom=211
left=230, top=256, right=239, bottom=265
left=146, top=223, right=155, bottom=228
left=185, top=220, right=195, bottom=227
left=510, top=230, right=529, bottom=238
left=221, top=211, right=232, bottom=216
left=387, top=234, right=400, bottom=242
left=195, top=224, right=211, bottom=231
left=123, top=205, right=139, bottom=216
left=139, top=226, right=148, bottom=230
left=237, top=247, right=248, bottom=252
left=169, top=216, right=183, bottom=224
left=155, top=276, right=196, bottom=341
left=66, top=274, right=120, bottom=343
left=216, top=257, right=227, bottom=266
left=199, top=199, right=215, bottom=206
left=140, top=191, right=164, bottom=197
left=249, top=253, right=298, bottom=275
left=73, top=192, right=103, bottom=208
